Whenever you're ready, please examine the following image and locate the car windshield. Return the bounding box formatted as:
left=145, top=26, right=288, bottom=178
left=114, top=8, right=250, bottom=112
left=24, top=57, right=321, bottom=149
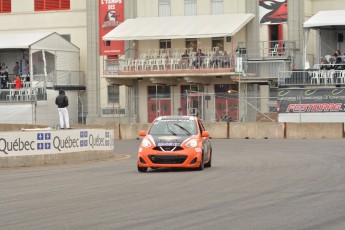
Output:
left=149, top=119, right=198, bottom=136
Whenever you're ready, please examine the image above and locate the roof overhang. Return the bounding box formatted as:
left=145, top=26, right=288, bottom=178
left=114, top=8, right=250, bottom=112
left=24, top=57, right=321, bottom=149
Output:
left=0, top=32, right=54, bottom=49
left=103, top=14, right=255, bottom=41
left=304, top=10, right=345, bottom=30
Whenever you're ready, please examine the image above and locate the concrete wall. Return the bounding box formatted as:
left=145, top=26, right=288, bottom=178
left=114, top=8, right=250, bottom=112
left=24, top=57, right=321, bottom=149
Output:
left=230, top=122, right=285, bottom=139
left=119, top=123, right=151, bottom=140
left=2, top=122, right=344, bottom=140
left=286, top=123, right=344, bottom=139
left=0, top=151, right=115, bottom=168
left=203, top=122, right=228, bottom=139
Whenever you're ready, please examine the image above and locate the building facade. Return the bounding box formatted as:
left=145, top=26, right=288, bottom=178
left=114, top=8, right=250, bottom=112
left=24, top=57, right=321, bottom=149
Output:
left=1, top=0, right=345, bottom=125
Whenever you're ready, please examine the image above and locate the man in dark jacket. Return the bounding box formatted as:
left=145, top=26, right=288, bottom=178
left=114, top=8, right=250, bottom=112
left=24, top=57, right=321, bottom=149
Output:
left=55, top=89, right=70, bottom=129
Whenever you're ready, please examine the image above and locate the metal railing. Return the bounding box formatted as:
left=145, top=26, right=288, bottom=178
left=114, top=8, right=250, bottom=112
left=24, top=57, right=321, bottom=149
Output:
left=104, top=55, right=234, bottom=75
left=237, top=40, right=296, bottom=59
left=279, top=66, right=345, bottom=87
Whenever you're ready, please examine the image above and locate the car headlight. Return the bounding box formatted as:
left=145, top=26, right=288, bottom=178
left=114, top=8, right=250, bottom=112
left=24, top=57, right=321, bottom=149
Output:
left=141, top=138, right=152, bottom=148
left=185, top=138, right=198, bottom=148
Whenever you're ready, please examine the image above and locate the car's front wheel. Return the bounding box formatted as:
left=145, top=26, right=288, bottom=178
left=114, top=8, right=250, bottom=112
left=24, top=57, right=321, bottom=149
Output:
left=138, top=165, right=148, bottom=172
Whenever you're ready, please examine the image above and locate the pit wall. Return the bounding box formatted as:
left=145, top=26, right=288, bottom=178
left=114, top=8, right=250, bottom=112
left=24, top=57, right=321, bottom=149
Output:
left=0, top=123, right=344, bottom=140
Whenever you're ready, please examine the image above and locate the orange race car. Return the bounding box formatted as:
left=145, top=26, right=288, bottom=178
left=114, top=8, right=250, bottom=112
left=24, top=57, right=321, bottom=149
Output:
left=137, top=116, right=212, bottom=172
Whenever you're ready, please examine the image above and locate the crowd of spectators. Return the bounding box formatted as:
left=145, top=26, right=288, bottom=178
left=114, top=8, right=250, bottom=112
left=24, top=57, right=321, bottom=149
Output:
left=320, top=49, right=345, bottom=70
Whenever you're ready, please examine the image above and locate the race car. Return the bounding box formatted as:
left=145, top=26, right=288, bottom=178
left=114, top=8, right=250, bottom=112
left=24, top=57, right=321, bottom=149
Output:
left=137, top=116, right=212, bottom=172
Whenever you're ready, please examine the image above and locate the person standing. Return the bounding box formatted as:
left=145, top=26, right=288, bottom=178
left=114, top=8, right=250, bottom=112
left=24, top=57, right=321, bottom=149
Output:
left=13, top=61, right=19, bottom=76
left=55, top=89, right=70, bottom=129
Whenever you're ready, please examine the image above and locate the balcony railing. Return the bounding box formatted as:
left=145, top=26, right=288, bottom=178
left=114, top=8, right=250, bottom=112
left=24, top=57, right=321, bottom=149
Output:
left=279, top=67, right=345, bottom=87
left=103, top=49, right=235, bottom=75
left=237, top=40, right=296, bottom=59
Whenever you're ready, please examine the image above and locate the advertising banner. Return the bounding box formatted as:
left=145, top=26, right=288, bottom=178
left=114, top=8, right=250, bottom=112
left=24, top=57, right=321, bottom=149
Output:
left=259, top=0, right=287, bottom=24
left=99, top=0, right=124, bottom=56
left=277, top=88, right=345, bottom=113
left=0, top=129, right=114, bottom=157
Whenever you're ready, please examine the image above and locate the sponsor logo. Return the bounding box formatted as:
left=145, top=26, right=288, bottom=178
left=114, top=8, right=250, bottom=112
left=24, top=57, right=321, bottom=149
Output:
left=286, top=103, right=343, bottom=112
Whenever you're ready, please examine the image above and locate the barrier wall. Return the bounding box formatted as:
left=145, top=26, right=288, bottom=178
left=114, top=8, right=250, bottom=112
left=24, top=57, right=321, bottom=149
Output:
left=1, top=122, right=344, bottom=142
left=0, top=128, right=115, bottom=168
left=119, top=123, right=150, bottom=140
left=203, top=122, right=228, bottom=139
left=229, top=122, right=285, bottom=139
left=285, top=123, right=344, bottom=139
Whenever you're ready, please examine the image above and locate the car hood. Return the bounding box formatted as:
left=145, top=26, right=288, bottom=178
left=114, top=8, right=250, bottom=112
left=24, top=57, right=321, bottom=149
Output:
left=149, top=135, right=196, bottom=146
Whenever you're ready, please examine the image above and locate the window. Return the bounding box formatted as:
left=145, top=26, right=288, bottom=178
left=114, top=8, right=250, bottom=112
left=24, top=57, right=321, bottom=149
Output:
left=0, top=0, right=11, bottom=13
left=186, top=39, right=198, bottom=52
left=61, top=34, right=71, bottom=42
left=212, top=37, right=224, bottom=51
left=148, top=85, right=171, bottom=99
left=184, top=0, right=196, bottom=16
left=159, top=39, right=171, bottom=49
left=158, top=0, right=170, bottom=17
left=35, top=0, right=70, bottom=11
left=108, top=85, right=119, bottom=104
left=211, top=0, right=223, bottom=15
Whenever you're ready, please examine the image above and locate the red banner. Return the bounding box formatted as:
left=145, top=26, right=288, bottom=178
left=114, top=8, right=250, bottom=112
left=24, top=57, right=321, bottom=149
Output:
left=99, top=0, right=124, bottom=56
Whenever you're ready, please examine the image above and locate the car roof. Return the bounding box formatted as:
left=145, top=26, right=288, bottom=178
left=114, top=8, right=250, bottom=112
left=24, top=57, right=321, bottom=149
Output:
left=156, top=116, right=196, bottom=121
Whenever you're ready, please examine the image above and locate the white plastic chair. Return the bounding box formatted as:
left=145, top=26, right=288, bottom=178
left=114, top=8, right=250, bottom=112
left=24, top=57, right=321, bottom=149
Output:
left=6, top=90, right=15, bottom=100
left=270, top=44, right=279, bottom=56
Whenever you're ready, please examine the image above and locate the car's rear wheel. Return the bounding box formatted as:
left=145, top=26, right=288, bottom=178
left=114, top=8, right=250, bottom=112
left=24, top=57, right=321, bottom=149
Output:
left=138, top=165, right=148, bottom=172
left=205, top=150, right=212, bottom=168
left=197, top=154, right=204, bottom=171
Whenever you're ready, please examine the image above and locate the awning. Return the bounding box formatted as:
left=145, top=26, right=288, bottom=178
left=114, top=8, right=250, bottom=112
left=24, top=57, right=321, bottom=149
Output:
left=304, top=10, right=345, bottom=30
left=103, top=14, right=255, bottom=41
left=0, top=32, right=55, bottom=49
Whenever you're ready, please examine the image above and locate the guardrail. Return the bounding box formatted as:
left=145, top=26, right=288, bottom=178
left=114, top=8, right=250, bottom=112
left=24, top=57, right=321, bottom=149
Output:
left=279, top=69, right=345, bottom=86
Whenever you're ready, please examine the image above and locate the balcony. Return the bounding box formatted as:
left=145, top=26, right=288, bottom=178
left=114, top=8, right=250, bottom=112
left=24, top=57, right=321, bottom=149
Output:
left=279, top=67, right=345, bottom=87
left=103, top=51, right=235, bottom=78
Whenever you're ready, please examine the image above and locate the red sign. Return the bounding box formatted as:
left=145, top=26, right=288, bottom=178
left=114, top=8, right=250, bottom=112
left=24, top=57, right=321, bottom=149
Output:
left=99, top=0, right=124, bottom=56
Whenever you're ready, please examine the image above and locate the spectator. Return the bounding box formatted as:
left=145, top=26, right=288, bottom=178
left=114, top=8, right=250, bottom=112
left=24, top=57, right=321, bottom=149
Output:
left=1, top=72, right=9, bottom=89
left=24, top=60, right=30, bottom=81
left=193, top=48, right=205, bottom=69
left=320, top=55, right=330, bottom=70
left=179, top=49, right=190, bottom=69
left=14, top=75, right=22, bottom=89
left=13, top=61, right=19, bottom=76
left=331, top=53, right=343, bottom=70
left=1, top=63, right=8, bottom=76
left=212, top=49, right=222, bottom=68
left=55, top=89, right=70, bottom=129
left=222, top=51, right=230, bottom=68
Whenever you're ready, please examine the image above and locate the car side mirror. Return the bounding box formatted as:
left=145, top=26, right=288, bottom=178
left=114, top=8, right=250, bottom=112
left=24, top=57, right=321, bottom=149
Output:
left=201, top=131, right=209, bottom=137
left=139, top=130, right=147, bottom=137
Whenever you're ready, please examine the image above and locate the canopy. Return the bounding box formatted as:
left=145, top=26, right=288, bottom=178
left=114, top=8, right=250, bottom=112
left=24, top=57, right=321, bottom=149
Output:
left=103, top=14, right=255, bottom=41
left=304, top=10, right=345, bottom=30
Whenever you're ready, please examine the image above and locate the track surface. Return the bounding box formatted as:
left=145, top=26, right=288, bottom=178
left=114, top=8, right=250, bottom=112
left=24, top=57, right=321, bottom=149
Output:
left=1, top=139, right=345, bottom=230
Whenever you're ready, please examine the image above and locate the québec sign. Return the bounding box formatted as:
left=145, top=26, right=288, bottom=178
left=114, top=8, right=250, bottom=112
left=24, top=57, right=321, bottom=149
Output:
left=0, top=129, right=113, bottom=157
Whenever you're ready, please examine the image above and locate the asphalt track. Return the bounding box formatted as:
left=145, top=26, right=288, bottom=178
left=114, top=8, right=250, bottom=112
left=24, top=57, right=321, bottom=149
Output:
left=1, top=139, right=345, bottom=230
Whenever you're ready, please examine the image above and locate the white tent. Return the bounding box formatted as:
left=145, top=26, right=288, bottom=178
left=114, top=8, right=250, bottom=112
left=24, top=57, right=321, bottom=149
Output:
left=303, top=10, right=345, bottom=69
left=304, top=10, right=345, bottom=30
left=103, top=14, right=255, bottom=41
left=0, top=32, right=80, bottom=87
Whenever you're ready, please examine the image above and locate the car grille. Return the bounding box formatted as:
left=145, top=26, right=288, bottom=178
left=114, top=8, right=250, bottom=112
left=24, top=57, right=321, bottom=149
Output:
left=148, top=155, right=187, bottom=164
left=153, top=146, right=184, bottom=151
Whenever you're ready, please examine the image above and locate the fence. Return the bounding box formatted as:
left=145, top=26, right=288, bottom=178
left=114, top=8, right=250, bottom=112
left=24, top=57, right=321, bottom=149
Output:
left=101, top=92, right=278, bottom=123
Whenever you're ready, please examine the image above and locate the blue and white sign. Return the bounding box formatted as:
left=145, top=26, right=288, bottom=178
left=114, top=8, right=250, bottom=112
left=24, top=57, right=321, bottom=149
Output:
left=0, top=129, right=114, bottom=157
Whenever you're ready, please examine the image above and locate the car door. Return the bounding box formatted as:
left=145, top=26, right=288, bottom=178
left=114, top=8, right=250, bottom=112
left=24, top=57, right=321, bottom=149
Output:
left=197, top=119, right=211, bottom=161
